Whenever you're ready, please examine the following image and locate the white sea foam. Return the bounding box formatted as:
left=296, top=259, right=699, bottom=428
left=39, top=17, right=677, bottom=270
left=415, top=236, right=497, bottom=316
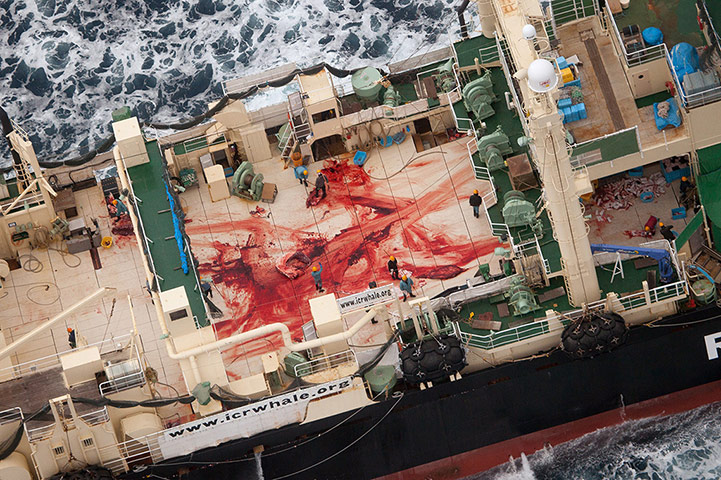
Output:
left=0, top=0, right=464, bottom=161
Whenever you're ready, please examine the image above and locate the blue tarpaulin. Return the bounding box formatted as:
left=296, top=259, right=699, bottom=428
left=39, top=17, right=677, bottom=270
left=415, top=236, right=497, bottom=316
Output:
left=670, top=43, right=699, bottom=86
left=164, top=183, right=189, bottom=274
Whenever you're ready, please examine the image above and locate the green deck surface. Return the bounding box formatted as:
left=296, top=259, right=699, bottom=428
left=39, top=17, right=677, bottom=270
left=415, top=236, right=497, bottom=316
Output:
left=634, top=91, right=672, bottom=109
left=571, top=128, right=640, bottom=164
left=614, top=0, right=704, bottom=47
left=128, top=141, right=208, bottom=326
left=706, top=1, right=721, bottom=43
left=453, top=35, right=497, bottom=69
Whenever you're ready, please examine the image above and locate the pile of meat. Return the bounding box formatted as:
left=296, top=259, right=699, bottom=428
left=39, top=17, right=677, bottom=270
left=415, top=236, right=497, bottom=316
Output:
left=275, top=251, right=311, bottom=279
left=592, top=173, right=666, bottom=211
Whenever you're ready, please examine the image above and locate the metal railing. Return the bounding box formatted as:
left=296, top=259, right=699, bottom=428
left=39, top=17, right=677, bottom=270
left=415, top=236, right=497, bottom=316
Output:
left=458, top=279, right=687, bottom=350
left=178, top=132, right=227, bottom=155
left=0, top=407, right=22, bottom=426
left=569, top=126, right=641, bottom=167
left=0, top=335, right=131, bottom=383
left=27, top=407, right=112, bottom=442
left=294, top=349, right=357, bottom=377
left=605, top=0, right=666, bottom=67
left=121, top=150, right=163, bottom=285
left=99, top=371, right=146, bottom=396
left=495, top=33, right=530, bottom=138
left=550, top=0, right=598, bottom=26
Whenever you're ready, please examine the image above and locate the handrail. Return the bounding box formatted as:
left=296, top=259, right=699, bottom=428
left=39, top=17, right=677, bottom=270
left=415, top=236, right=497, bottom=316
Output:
left=293, top=349, right=357, bottom=377
left=605, top=0, right=666, bottom=67
left=459, top=279, right=687, bottom=350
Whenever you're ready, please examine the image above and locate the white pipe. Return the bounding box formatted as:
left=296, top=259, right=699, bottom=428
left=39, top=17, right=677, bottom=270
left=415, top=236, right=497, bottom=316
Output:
left=165, top=306, right=381, bottom=360
left=0, top=287, right=116, bottom=361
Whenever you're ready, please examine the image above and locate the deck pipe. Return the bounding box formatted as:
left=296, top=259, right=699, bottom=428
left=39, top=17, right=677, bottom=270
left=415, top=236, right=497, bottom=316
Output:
left=457, top=0, right=471, bottom=39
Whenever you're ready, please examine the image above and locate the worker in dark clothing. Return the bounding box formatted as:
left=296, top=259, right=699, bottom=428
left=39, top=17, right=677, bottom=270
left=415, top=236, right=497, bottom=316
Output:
left=311, top=263, right=324, bottom=292
left=201, top=281, right=213, bottom=298
left=67, top=328, right=77, bottom=349
left=469, top=189, right=482, bottom=218
left=659, top=222, right=675, bottom=242
left=387, top=256, right=399, bottom=279
left=680, top=176, right=693, bottom=196
left=315, top=170, right=328, bottom=198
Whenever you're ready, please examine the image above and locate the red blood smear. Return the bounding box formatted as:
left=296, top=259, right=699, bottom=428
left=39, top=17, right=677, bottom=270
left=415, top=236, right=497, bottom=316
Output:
left=188, top=153, right=504, bottom=344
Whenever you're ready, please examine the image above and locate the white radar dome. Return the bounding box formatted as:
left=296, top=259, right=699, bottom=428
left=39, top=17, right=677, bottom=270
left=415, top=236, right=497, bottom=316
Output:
left=527, top=59, right=558, bottom=93
left=522, top=24, right=537, bottom=40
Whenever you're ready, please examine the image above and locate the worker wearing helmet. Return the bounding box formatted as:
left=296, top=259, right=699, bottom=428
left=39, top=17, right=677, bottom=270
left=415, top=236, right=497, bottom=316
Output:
left=659, top=221, right=675, bottom=242
left=399, top=274, right=415, bottom=302
left=469, top=189, right=482, bottom=218
left=387, top=255, right=399, bottom=279
left=315, top=169, right=329, bottom=198
left=294, top=166, right=309, bottom=187
left=311, top=263, right=324, bottom=292
left=67, top=327, right=77, bottom=349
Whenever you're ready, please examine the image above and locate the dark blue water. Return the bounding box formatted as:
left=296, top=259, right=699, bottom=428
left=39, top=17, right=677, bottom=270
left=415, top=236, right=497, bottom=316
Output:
left=0, top=0, right=459, bottom=162
left=470, top=402, right=721, bottom=480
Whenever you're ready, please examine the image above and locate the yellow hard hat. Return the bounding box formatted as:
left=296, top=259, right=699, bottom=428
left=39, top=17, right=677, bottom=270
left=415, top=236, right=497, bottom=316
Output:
left=303, top=170, right=308, bottom=175
left=659, top=221, right=664, bottom=227
left=645, top=226, right=650, bottom=231
left=402, top=275, right=407, bottom=281
left=112, top=200, right=118, bottom=205
left=312, top=266, right=318, bottom=272
left=317, top=170, right=322, bottom=174
left=390, top=256, right=395, bottom=261
left=473, top=189, right=479, bottom=194
left=682, top=176, right=687, bottom=181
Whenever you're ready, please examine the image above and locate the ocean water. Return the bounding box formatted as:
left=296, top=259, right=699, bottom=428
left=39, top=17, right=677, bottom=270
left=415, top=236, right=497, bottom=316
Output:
left=0, top=0, right=463, bottom=163
left=472, top=401, right=721, bottom=480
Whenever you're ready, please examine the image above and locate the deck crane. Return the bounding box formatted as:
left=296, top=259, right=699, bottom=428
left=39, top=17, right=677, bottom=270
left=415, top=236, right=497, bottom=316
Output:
left=590, top=244, right=674, bottom=283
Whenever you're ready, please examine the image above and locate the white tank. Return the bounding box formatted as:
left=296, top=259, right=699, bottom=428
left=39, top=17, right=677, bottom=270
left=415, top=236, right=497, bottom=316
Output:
left=527, top=59, right=558, bottom=93
left=0, top=452, right=32, bottom=480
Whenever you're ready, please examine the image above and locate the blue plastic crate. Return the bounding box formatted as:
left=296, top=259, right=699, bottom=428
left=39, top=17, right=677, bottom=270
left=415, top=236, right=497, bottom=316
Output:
left=671, top=207, right=687, bottom=220
left=556, top=56, right=568, bottom=70
left=628, top=166, right=644, bottom=177
left=640, top=191, right=655, bottom=203
left=575, top=103, right=587, bottom=120
left=558, top=98, right=573, bottom=109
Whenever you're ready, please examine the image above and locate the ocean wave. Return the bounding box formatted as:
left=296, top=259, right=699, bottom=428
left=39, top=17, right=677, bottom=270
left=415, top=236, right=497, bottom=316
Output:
left=0, top=0, right=461, bottom=163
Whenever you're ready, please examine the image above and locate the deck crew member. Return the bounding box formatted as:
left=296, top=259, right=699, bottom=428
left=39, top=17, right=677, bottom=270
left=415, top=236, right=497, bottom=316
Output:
left=295, top=167, right=309, bottom=187
left=680, top=176, right=693, bottom=197
left=311, top=263, right=324, bottom=292
left=315, top=170, right=328, bottom=198
left=659, top=222, right=675, bottom=242
left=400, top=275, right=415, bottom=302
left=67, top=328, right=76, bottom=349
left=469, top=190, right=482, bottom=218
left=388, top=256, right=399, bottom=279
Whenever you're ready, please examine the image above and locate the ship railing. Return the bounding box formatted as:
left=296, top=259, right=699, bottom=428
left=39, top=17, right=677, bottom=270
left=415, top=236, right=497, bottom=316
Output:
left=99, top=371, right=146, bottom=397
left=569, top=126, right=641, bottom=168
left=495, top=33, right=531, bottom=138
left=0, top=334, right=131, bottom=384
left=294, top=349, right=357, bottom=377
left=120, top=150, right=163, bottom=285
left=550, top=0, right=597, bottom=27
left=100, top=432, right=165, bottom=474
left=26, top=408, right=110, bottom=443
left=604, top=0, right=665, bottom=67
left=0, top=407, right=23, bottom=426
left=460, top=279, right=687, bottom=350
left=0, top=191, right=46, bottom=214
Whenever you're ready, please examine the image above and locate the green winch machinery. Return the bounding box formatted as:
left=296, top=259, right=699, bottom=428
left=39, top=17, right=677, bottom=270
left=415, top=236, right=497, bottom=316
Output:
left=506, top=275, right=540, bottom=316
left=462, top=71, right=496, bottom=120
left=477, top=125, right=513, bottom=171
left=435, top=58, right=456, bottom=93
left=231, top=162, right=264, bottom=201
left=501, top=190, right=543, bottom=237
left=383, top=84, right=401, bottom=110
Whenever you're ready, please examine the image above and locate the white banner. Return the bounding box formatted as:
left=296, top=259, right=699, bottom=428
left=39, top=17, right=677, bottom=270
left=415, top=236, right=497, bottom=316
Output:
left=157, top=378, right=353, bottom=459
left=337, top=284, right=394, bottom=314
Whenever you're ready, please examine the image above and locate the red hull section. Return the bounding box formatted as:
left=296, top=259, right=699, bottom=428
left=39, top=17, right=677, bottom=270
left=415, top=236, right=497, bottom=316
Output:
left=379, top=378, right=721, bottom=480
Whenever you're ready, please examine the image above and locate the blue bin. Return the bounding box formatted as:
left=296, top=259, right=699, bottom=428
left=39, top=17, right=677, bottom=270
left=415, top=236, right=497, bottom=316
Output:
left=672, top=207, right=687, bottom=219
left=628, top=166, right=644, bottom=177
left=640, top=191, right=655, bottom=203
left=558, top=98, right=573, bottom=109
left=556, top=56, right=569, bottom=70
left=575, top=103, right=587, bottom=120
left=353, top=151, right=367, bottom=166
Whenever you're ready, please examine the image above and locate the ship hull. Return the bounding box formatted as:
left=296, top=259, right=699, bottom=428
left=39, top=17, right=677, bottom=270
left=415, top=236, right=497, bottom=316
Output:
left=127, top=305, right=721, bottom=479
